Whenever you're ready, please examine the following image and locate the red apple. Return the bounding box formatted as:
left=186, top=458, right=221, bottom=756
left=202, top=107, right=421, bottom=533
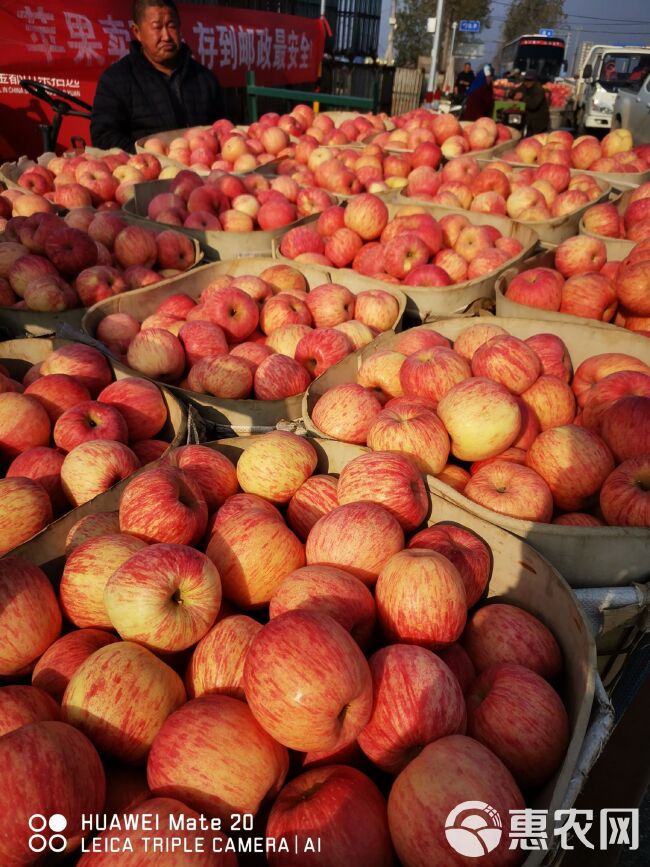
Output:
left=32, top=629, right=119, bottom=702
left=186, top=614, right=263, bottom=700
left=40, top=343, right=112, bottom=397
left=599, top=395, right=650, bottom=461
left=6, top=446, right=66, bottom=513
left=311, top=383, right=382, bottom=444
left=600, top=456, right=650, bottom=527
left=61, top=439, right=141, bottom=507
left=0, top=477, right=53, bottom=555
left=464, top=461, right=554, bottom=522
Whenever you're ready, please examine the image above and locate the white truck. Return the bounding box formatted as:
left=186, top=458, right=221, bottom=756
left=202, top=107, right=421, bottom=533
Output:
left=574, top=44, right=650, bottom=133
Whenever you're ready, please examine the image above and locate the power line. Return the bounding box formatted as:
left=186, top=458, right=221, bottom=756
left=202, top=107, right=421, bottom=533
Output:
left=488, top=1, right=650, bottom=24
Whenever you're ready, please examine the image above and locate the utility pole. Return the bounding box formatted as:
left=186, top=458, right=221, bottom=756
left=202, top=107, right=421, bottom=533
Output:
left=426, top=0, right=446, bottom=97
left=385, top=0, right=397, bottom=64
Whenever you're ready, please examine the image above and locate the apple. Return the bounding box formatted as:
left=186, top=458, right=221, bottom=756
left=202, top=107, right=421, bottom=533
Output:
left=521, top=375, right=576, bottom=431
left=0, top=685, right=62, bottom=737
left=254, top=353, right=311, bottom=400
left=260, top=263, right=308, bottom=295
left=65, top=512, right=120, bottom=552
left=113, top=225, right=158, bottom=270
left=359, top=644, right=466, bottom=774
left=600, top=456, right=650, bottom=527
left=0, top=477, right=53, bottom=555
left=554, top=235, right=607, bottom=277
left=63, top=641, right=186, bottom=762
left=525, top=333, right=572, bottom=382
left=61, top=439, right=140, bottom=509
left=7, top=253, right=59, bottom=298
left=305, top=283, right=355, bottom=328
left=354, top=290, right=399, bottom=332
left=32, top=628, right=119, bottom=702
left=436, top=643, right=476, bottom=693
left=164, top=445, right=238, bottom=511
left=554, top=512, right=603, bottom=526
left=572, top=353, right=650, bottom=407
left=399, top=347, right=471, bottom=407
left=118, top=465, right=207, bottom=545
left=243, top=610, right=372, bottom=752
left=60, top=532, right=147, bottom=629
left=295, top=328, right=353, bottom=378
left=206, top=507, right=305, bottom=609
left=408, top=522, right=492, bottom=608
left=582, top=371, right=650, bottom=431
left=376, top=548, right=467, bottom=648
left=335, top=319, right=376, bottom=350
left=505, top=267, right=563, bottom=311
left=179, top=320, right=228, bottom=367
left=40, top=344, right=112, bottom=397
left=0, top=559, right=61, bottom=675
left=236, top=431, right=317, bottom=504
left=467, top=662, right=569, bottom=790
left=464, top=461, right=554, bottom=522
left=285, top=474, right=337, bottom=539
left=186, top=615, right=263, bottom=700
left=367, top=400, right=449, bottom=476
left=97, top=377, right=166, bottom=442
left=264, top=323, right=312, bottom=357
left=266, top=765, right=394, bottom=867
left=357, top=351, right=406, bottom=404
left=471, top=334, right=542, bottom=395
left=560, top=272, right=617, bottom=321
left=599, top=396, right=650, bottom=462
left=192, top=355, right=254, bottom=399
left=462, top=603, right=562, bottom=679
left=260, top=292, right=312, bottom=334
left=583, top=202, right=621, bottom=237
left=451, top=324, right=507, bottom=361
left=343, top=193, right=389, bottom=240
left=437, top=378, right=522, bottom=461
left=311, top=383, right=383, bottom=444
left=53, top=400, right=128, bottom=453
left=0, top=391, right=51, bottom=459
left=616, top=258, right=650, bottom=316
left=383, top=232, right=429, bottom=278
left=270, top=564, right=376, bottom=649
left=131, top=439, right=171, bottom=464
left=6, top=446, right=66, bottom=513
left=126, top=328, right=185, bottom=383
left=104, top=543, right=221, bottom=653
left=0, top=721, right=105, bottom=864
left=436, top=463, right=471, bottom=491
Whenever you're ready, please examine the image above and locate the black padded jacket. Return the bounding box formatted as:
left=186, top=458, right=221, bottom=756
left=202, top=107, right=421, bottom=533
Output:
left=90, top=41, right=225, bottom=152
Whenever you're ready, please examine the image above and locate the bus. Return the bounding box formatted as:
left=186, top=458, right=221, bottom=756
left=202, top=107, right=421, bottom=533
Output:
left=498, top=34, right=566, bottom=82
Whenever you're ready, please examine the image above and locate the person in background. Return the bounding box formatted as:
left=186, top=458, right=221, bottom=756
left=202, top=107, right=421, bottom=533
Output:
left=629, top=62, right=648, bottom=82
left=602, top=60, right=617, bottom=82
left=454, top=63, right=476, bottom=99
left=91, top=0, right=225, bottom=152
left=514, top=70, right=550, bottom=135
left=463, top=64, right=494, bottom=121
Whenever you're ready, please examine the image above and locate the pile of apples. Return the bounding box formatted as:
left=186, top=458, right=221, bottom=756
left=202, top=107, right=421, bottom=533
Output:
left=504, top=235, right=650, bottom=334
left=0, top=149, right=164, bottom=215
left=141, top=108, right=391, bottom=172
left=97, top=263, right=400, bottom=402
left=368, top=109, right=514, bottom=157
left=0, top=210, right=197, bottom=311
left=500, top=128, right=650, bottom=174
left=0, top=428, right=573, bottom=866
left=145, top=169, right=335, bottom=233
left=403, top=154, right=606, bottom=223
left=274, top=140, right=444, bottom=198
left=0, top=343, right=176, bottom=554
left=310, top=321, right=650, bottom=528
left=543, top=81, right=574, bottom=109
left=582, top=182, right=650, bottom=243
left=279, top=193, right=525, bottom=285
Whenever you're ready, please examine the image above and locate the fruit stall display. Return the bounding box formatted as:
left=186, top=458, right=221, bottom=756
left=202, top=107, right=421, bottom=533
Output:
left=277, top=195, right=538, bottom=320
left=82, top=258, right=405, bottom=434
left=1, top=432, right=597, bottom=867
left=496, top=236, right=650, bottom=336
left=497, top=128, right=650, bottom=186
left=0, top=339, right=186, bottom=555
left=303, top=318, right=650, bottom=586
left=580, top=182, right=650, bottom=258
left=0, top=208, right=202, bottom=338
left=398, top=155, right=610, bottom=244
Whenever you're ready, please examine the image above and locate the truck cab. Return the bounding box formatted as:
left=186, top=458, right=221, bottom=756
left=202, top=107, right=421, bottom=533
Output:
left=576, top=45, right=650, bottom=133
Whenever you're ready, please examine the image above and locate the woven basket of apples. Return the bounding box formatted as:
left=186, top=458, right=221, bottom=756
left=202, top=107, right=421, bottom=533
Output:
left=0, top=338, right=187, bottom=556
left=0, top=204, right=203, bottom=338
left=0, top=429, right=600, bottom=866
left=497, top=128, right=650, bottom=187
left=123, top=168, right=336, bottom=260
left=303, top=317, right=650, bottom=587
left=276, top=194, right=538, bottom=320
left=496, top=236, right=650, bottom=338
left=580, top=182, right=650, bottom=259
left=398, top=155, right=610, bottom=244
left=82, top=258, right=405, bottom=435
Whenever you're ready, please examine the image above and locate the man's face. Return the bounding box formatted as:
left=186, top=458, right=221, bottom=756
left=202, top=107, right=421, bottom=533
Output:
left=464, top=64, right=471, bottom=72
left=133, top=5, right=181, bottom=68
left=524, top=79, right=534, bottom=88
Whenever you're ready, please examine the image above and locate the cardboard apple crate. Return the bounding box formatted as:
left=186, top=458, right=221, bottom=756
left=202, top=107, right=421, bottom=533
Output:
left=494, top=249, right=643, bottom=335
left=303, top=316, right=650, bottom=588
left=578, top=187, right=637, bottom=259
left=123, top=178, right=318, bottom=261
left=6, top=432, right=607, bottom=864
left=81, top=257, right=405, bottom=435
left=397, top=162, right=611, bottom=246
left=273, top=201, right=538, bottom=322
left=0, top=211, right=204, bottom=340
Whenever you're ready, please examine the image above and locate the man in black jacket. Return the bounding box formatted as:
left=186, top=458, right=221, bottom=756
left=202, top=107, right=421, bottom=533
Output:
left=91, top=0, right=225, bottom=152
left=514, top=70, right=550, bottom=135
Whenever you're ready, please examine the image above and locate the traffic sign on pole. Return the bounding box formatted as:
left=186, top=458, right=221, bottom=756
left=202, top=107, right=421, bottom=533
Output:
left=458, top=20, right=481, bottom=33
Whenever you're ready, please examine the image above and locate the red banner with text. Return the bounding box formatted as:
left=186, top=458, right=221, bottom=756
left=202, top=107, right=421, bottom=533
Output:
left=0, top=0, right=325, bottom=158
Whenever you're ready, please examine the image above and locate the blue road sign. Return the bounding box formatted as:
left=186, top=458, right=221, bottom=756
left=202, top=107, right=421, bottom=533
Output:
left=459, top=20, right=481, bottom=34
left=539, top=28, right=554, bottom=37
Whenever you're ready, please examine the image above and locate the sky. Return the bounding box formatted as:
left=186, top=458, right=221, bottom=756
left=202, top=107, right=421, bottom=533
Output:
left=378, top=0, right=650, bottom=72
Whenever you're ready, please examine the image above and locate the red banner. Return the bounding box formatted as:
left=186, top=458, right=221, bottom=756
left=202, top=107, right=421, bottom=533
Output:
left=0, top=1, right=325, bottom=158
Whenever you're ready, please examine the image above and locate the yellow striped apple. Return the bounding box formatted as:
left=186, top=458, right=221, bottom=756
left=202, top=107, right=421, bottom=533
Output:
left=286, top=474, right=339, bottom=540
left=61, top=439, right=141, bottom=506
left=236, top=431, right=317, bottom=503
left=0, top=684, right=61, bottom=737
left=572, top=353, right=650, bottom=407
left=311, top=383, right=383, bottom=444
left=32, top=628, right=119, bottom=701
left=464, top=461, right=555, bottom=523
left=164, top=445, right=239, bottom=511
left=472, top=335, right=542, bottom=395
left=98, top=377, right=168, bottom=441
left=367, top=400, right=450, bottom=476
left=600, top=456, right=650, bottom=527
left=0, top=476, right=53, bottom=554
left=186, top=614, right=263, bottom=700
